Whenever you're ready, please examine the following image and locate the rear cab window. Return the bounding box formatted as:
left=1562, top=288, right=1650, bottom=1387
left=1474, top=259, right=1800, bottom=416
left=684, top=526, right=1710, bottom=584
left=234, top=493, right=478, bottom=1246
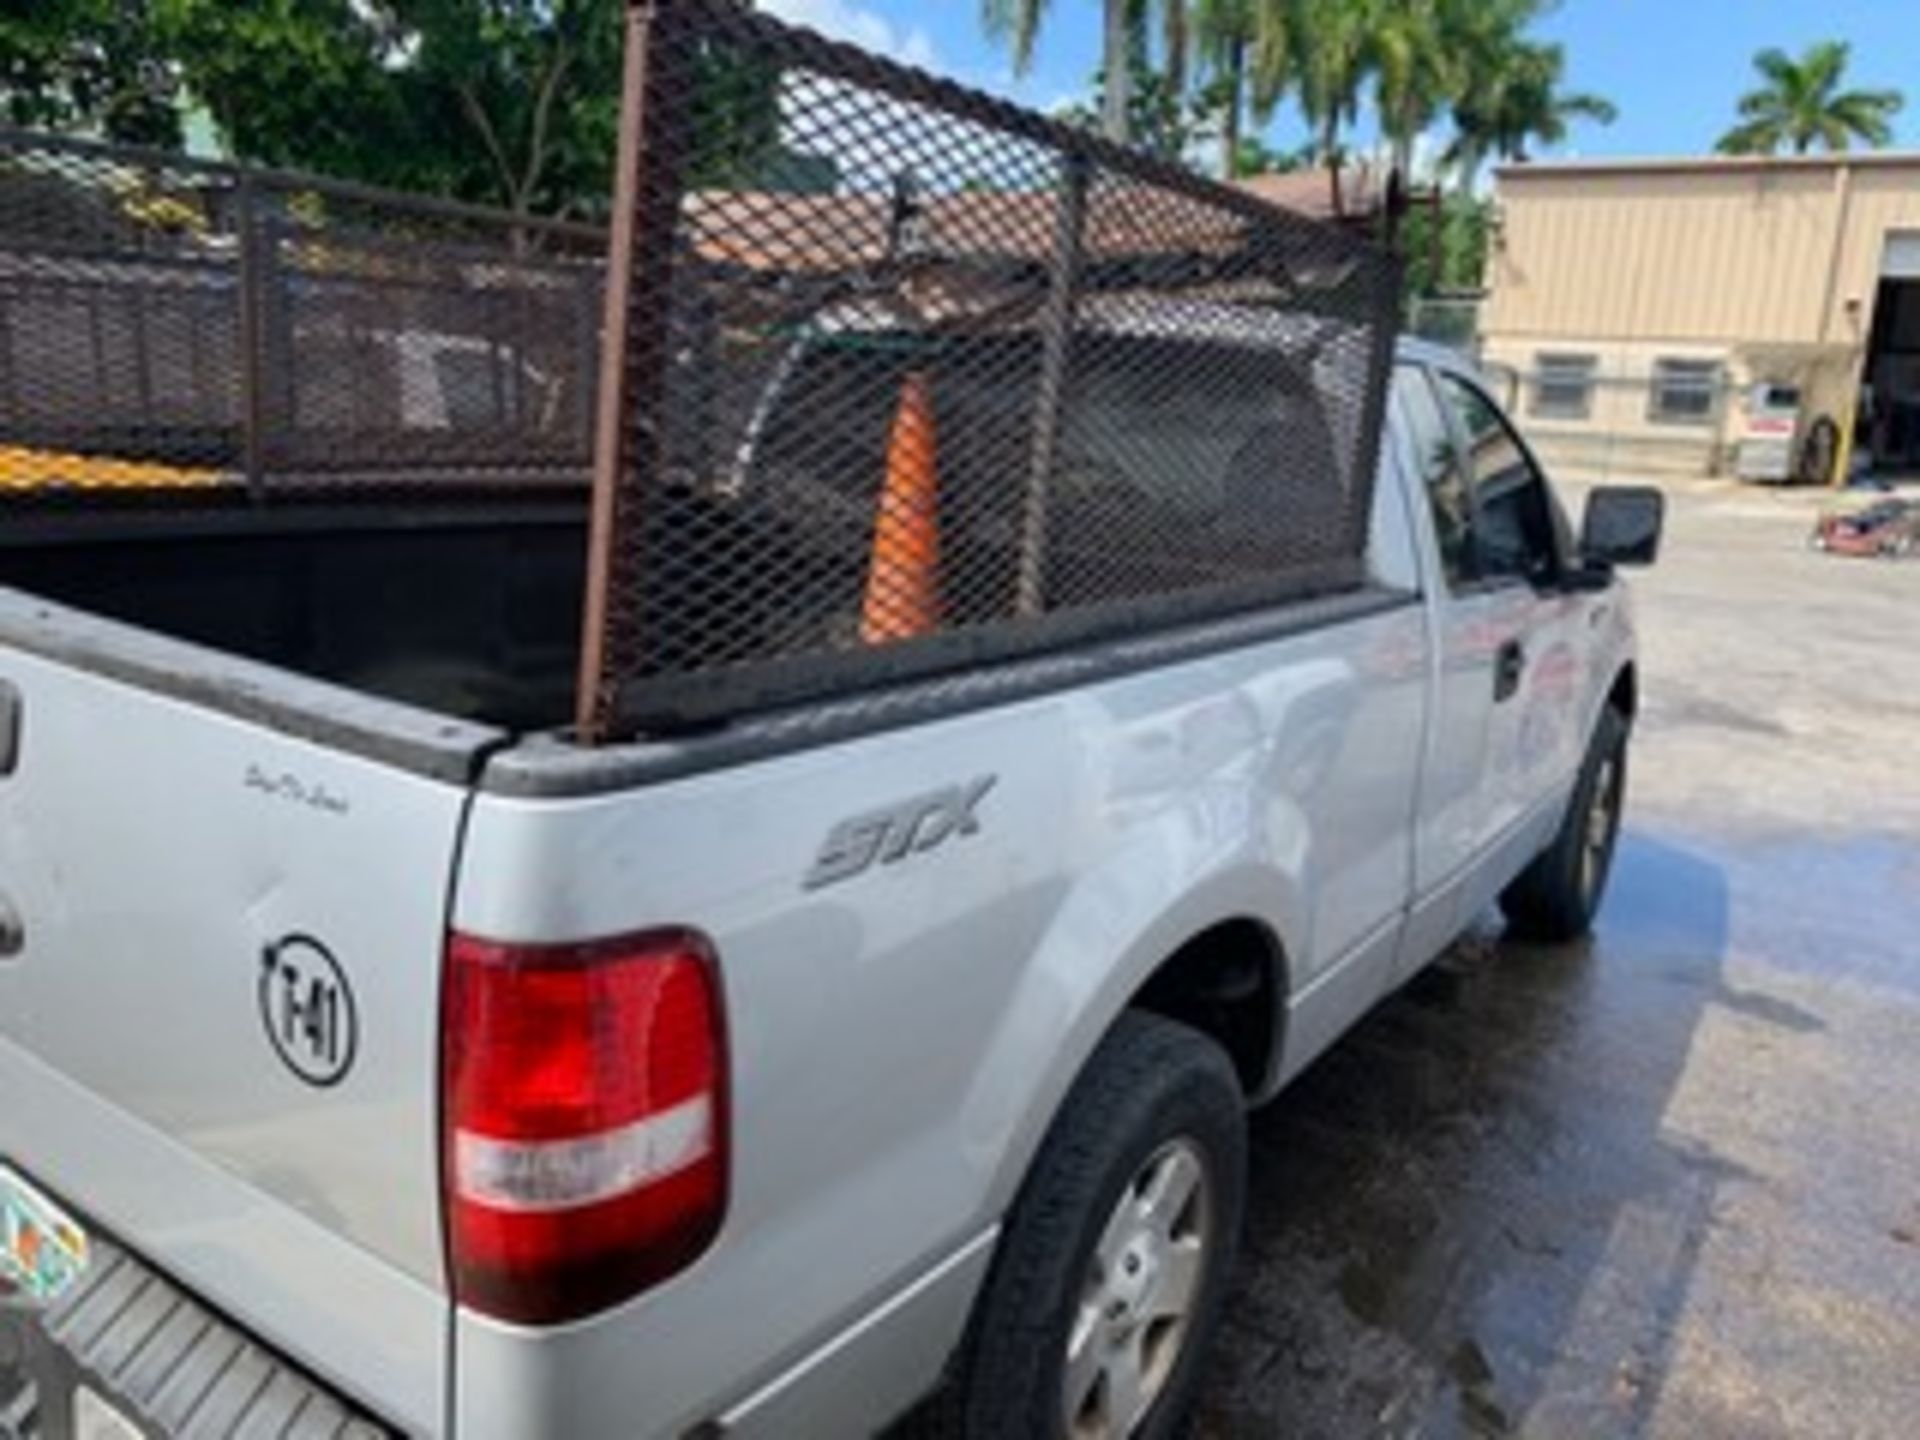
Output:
left=737, top=324, right=1357, bottom=618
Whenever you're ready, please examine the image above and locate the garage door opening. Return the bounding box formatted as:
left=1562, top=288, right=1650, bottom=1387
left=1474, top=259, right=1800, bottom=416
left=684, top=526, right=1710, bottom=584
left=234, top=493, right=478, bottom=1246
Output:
left=1863, top=233, right=1920, bottom=475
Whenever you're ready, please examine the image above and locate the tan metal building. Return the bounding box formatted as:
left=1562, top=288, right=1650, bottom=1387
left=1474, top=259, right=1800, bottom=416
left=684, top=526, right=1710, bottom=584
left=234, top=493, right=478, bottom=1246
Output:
left=1481, top=152, right=1920, bottom=480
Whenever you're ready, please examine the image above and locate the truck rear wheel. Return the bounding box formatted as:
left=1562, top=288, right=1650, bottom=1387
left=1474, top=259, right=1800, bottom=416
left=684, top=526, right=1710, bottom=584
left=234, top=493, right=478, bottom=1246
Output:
left=1500, top=705, right=1629, bottom=942
left=934, top=1012, right=1246, bottom=1440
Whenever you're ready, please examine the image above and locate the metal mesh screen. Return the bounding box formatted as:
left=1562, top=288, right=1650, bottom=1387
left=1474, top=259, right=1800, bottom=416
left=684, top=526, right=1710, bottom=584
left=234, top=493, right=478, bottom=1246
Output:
left=582, top=0, right=1399, bottom=738
left=0, top=130, right=603, bottom=499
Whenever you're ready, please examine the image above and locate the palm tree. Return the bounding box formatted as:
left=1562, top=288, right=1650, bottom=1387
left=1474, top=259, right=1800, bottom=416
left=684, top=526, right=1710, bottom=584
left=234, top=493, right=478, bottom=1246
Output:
left=1425, top=0, right=1526, bottom=185
left=983, top=0, right=1126, bottom=137
left=1243, top=0, right=1292, bottom=127
left=1193, top=0, right=1256, bottom=178
left=984, top=0, right=1190, bottom=146
left=1716, top=42, right=1902, bottom=155
left=979, top=0, right=1055, bottom=84
left=1160, top=0, right=1190, bottom=105
left=1447, top=39, right=1615, bottom=190
left=1258, top=0, right=1370, bottom=215
left=1099, top=0, right=1133, bottom=139
left=1369, top=0, right=1457, bottom=186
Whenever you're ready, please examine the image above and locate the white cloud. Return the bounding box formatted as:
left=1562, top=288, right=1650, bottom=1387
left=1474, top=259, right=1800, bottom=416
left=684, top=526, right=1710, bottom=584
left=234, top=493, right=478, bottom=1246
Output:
left=758, top=0, right=939, bottom=71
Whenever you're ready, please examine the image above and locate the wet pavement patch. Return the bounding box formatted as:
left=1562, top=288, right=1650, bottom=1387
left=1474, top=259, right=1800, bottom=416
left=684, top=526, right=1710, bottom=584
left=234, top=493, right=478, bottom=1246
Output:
left=1196, top=819, right=1920, bottom=1439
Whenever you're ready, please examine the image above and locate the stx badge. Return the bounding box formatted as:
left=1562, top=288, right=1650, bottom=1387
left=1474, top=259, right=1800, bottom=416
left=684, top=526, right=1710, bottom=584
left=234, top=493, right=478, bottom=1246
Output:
left=805, top=775, right=997, bottom=890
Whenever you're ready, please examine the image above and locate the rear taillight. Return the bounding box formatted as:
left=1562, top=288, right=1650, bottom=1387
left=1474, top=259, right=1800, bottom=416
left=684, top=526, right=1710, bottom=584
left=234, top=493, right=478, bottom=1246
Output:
left=442, top=929, right=727, bottom=1325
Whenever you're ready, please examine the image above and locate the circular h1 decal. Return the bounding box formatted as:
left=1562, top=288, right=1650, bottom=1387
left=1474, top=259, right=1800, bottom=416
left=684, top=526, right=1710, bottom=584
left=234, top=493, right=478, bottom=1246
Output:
left=259, top=935, right=358, bottom=1087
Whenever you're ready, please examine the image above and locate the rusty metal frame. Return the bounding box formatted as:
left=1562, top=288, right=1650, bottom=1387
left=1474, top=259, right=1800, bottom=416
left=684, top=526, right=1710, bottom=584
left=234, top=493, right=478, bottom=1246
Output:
left=235, top=171, right=269, bottom=500
left=0, top=126, right=604, bottom=505
left=1014, top=155, right=1088, bottom=618
left=576, top=0, right=697, bottom=741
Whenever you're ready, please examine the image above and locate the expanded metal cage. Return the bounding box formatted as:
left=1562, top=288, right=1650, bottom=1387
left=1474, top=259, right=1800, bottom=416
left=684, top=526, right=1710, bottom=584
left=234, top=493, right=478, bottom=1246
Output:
left=0, top=4, right=1400, bottom=744
left=0, top=130, right=604, bottom=499
left=578, top=0, right=1400, bottom=738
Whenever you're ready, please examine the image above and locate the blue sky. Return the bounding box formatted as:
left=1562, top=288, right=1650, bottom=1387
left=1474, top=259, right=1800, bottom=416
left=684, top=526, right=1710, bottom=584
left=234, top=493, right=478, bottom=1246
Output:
left=761, top=0, right=1916, bottom=164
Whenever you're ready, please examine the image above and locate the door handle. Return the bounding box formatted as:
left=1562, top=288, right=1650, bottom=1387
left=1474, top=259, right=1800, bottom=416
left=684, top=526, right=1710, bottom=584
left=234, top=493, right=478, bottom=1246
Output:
left=0, top=679, right=17, bottom=776
left=1494, top=639, right=1526, bottom=702
left=0, top=681, right=20, bottom=956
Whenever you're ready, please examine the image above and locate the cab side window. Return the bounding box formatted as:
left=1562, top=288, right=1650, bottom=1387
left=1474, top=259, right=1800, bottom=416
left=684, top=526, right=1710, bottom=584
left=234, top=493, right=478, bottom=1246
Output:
left=1393, top=364, right=1472, bottom=588
left=1436, top=372, right=1561, bottom=587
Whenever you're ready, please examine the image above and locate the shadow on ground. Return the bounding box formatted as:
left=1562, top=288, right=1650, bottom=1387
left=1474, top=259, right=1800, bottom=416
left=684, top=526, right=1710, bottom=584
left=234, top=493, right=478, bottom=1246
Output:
left=1194, top=831, right=1745, bottom=1439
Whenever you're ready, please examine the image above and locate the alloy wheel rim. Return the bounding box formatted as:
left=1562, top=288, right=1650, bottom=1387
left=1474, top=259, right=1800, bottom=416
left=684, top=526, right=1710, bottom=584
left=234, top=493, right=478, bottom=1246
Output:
left=1580, top=755, right=1619, bottom=905
left=1063, top=1139, right=1211, bottom=1440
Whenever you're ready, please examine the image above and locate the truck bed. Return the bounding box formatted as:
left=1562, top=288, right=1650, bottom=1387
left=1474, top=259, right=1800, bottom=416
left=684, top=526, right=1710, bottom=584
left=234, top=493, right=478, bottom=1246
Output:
left=0, top=492, right=589, bottom=732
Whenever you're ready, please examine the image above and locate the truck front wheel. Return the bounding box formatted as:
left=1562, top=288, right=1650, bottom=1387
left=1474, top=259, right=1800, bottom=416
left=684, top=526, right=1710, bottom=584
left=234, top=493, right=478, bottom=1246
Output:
left=934, top=1012, right=1246, bottom=1440
left=1501, top=705, right=1630, bottom=941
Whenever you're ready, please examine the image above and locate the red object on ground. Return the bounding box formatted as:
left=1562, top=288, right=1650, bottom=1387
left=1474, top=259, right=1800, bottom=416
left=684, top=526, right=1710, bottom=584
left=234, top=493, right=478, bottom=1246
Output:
left=1811, top=500, right=1916, bottom=558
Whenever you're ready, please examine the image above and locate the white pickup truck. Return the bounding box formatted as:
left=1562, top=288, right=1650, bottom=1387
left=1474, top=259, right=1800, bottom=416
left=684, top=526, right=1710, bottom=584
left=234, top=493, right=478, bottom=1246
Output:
left=0, top=329, right=1661, bottom=1439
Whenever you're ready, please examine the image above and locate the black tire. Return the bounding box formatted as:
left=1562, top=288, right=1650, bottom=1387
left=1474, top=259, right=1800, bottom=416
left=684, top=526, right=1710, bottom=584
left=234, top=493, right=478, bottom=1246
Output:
left=931, top=1012, right=1246, bottom=1440
left=1797, top=415, right=1840, bottom=486
left=1500, top=705, right=1630, bottom=942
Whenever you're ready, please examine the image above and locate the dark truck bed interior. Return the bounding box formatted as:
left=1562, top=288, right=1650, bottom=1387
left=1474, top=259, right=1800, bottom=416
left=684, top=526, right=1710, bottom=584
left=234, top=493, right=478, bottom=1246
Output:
left=0, top=328, right=1366, bottom=739
left=0, top=493, right=591, bottom=733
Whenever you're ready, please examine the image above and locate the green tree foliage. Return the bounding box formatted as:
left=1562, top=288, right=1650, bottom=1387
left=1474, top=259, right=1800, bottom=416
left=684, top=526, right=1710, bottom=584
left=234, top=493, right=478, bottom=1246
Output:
left=1266, top=0, right=1370, bottom=214
left=1369, top=0, right=1458, bottom=184
left=1446, top=34, right=1615, bottom=191
left=154, top=0, right=406, bottom=180
left=1005, top=0, right=1616, bottom=234
left=375, top=0, right=629, bottom=218
left=985, top=0, right=1125, bottom=137
left=1055, top=44, right=1201, bottom=160
left=4, top=0, right=782, bottom=224
left=1233, top=136, right=1312, bottom=178
left=1716, top=41, right=1902, bottom=156
left=985, top=0, right=1191, bottom=145
left=1399, top=188, right=1491, bottom=294
left=1192, top=0, right=1255, bottom=183
left=1, top=0, right=179, bottom=145
left=153, top=0, right=632, bottom=220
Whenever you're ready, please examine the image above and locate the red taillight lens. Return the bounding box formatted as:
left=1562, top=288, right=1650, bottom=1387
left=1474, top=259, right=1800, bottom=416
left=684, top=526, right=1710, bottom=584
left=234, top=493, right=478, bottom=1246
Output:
left=442, top=929, right=727, bottom=1325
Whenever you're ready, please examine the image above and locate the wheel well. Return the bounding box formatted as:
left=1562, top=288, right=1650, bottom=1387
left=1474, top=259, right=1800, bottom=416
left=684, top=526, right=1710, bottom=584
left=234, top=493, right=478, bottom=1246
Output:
left=1128, top=918, right=1284, bottom=1095
left=1608, top=663, right=1637, bottom=721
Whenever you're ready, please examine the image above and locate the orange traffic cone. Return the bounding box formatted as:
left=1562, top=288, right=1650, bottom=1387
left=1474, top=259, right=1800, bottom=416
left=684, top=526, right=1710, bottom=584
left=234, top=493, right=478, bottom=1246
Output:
left=860, top=369, right=942, bottom=645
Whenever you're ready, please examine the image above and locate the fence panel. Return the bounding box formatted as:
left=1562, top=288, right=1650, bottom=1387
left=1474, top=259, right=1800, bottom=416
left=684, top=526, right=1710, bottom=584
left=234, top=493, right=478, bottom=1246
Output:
left=0, top=130, right=604, bottom=498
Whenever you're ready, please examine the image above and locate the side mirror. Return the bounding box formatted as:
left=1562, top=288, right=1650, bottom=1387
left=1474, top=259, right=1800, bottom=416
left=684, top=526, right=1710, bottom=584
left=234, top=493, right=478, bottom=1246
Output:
left=1581, top=485, right=1665, bottom=568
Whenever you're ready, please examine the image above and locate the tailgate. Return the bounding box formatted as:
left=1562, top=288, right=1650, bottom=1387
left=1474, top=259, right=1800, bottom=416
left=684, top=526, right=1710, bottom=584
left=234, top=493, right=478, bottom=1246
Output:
left=0, top=598, right=495, bottom=1435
